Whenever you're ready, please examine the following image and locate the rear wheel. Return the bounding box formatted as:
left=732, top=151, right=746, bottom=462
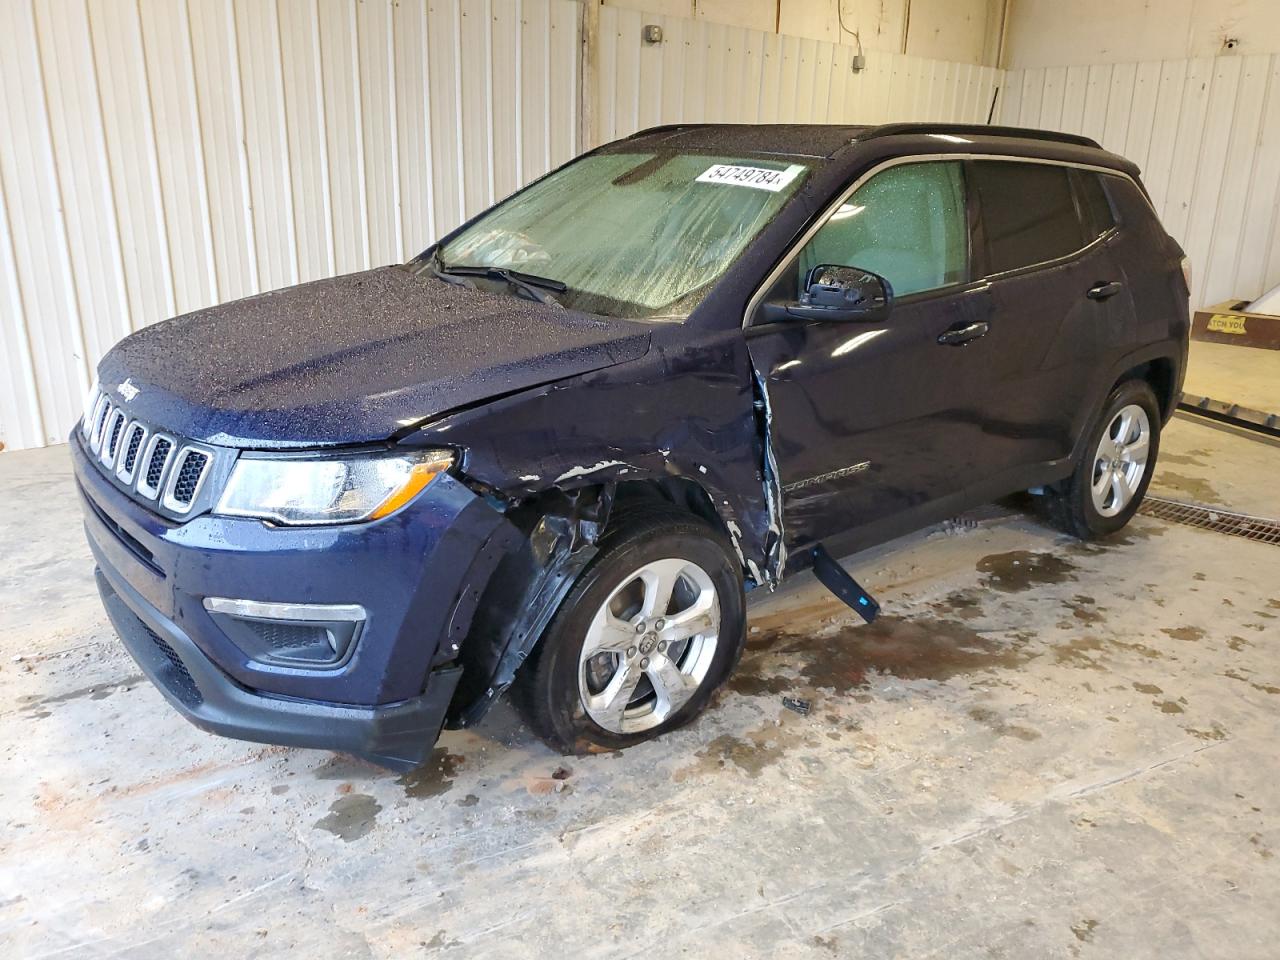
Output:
left=513, top=505, right=746, bottom=754
left=1043, top=379, right=1161, bottom=539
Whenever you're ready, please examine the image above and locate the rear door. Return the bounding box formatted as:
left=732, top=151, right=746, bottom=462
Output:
left=965, top=159, right=1136, bottom=469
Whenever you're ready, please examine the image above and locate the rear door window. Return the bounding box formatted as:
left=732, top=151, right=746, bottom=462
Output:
left=971, top=161, right=1086, bottom=275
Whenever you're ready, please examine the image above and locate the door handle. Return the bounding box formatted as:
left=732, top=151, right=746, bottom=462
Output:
left=937, top=320, right=990, bottom=346
left=1087, top=280, right=1123, bottom=301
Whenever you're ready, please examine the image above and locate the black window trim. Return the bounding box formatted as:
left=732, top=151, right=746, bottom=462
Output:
left=743, top=152, right=1141, bottom=329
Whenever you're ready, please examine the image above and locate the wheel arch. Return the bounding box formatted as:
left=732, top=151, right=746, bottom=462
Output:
left=444, top=473, right=748, bottom=729
left=1111, top=354, right=1178, bottom=423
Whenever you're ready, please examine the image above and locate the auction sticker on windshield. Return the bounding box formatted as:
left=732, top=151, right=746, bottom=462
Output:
left=696, top=163, right=805, bottom=192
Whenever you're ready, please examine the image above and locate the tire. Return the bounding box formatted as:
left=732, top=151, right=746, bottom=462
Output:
left=512, top=503, right=746, bottom=754
left=1043, top=379, right=1161, bottom=540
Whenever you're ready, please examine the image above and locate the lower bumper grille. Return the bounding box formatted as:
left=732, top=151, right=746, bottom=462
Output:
left=145, top=627, right=203, bottom=708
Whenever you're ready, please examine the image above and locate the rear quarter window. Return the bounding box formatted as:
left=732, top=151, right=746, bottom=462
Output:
left=1075, top=170, right=1118, bottom=239
left=972, top=161, right=1086, bottom=274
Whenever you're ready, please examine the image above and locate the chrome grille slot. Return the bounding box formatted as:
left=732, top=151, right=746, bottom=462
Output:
left=162, top=447, right=212, bottom=513
left=88, top=397, right=112, bottom=454
left=82, top=402, right=217, bottom=517
left=100, top=409, right=128, bottom=468
left=115, top=422, right=149, bottom=484
left=136, top=435, right=175, bottom=500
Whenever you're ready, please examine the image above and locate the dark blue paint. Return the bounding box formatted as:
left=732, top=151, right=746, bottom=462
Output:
left=73, top=123, right=1188, bottom=768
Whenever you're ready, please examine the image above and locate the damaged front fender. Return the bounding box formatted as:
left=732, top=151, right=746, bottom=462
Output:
left=406, top=326, right=783, bottom=724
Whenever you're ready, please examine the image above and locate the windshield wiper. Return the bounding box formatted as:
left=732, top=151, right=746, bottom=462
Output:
left=433, top=259, right=567, bottom=308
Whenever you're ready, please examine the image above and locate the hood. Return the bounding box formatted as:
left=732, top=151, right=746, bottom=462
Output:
left=97, top=266, right=653, bottom=447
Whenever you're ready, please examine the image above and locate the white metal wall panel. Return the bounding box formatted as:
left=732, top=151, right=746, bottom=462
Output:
left=0, top=0, right=581, bottom=451
left=1001, top=53, right=1280, bottom=311
left=0, top=0, right=90, bottom=447
left=595, top=5, right=1001, bottom=144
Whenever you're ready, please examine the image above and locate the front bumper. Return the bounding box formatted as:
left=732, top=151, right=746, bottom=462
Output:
left=95, top=566, right=460, bottom=769
left=72, top=430, right=519, bottom=769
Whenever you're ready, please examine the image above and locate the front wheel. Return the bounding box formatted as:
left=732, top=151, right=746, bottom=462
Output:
left=1043, top=379, right=1161, bottom=539
left=512, top=505, right=746, bottom=754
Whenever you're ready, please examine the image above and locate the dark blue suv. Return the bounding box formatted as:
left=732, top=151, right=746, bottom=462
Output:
left=73, top=123, right=1189, bottom=769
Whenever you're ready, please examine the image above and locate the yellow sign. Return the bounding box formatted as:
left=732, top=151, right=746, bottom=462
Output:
left=1207, top=313, right=1248, bottom=335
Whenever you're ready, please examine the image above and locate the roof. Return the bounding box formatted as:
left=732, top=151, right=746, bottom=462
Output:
left=610, top=123, right=874, bottom=159
left=616, top=122, right=1106, bottom=161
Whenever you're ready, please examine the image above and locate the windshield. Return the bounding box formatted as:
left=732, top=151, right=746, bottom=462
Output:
left=435, top=152, right=810, bottom=319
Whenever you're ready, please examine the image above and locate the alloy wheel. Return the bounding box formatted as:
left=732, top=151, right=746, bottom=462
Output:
left=577, top=557, right=721, bottom=734
left=1091, top=403, right=1151, bottom=517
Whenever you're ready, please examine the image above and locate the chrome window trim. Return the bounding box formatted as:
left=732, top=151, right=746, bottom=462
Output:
left=99, top=408, right=128, bottom=469
left=160, top=444, right=217, bottom=514
left=742, top=152, right=1150, bottom=329
left=135, top=432, right=177, bottom=500
left=114, top=422, right=150, bottom=485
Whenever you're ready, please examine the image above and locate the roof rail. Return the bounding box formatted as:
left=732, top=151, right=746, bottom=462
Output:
left=860, top=123, right=1102, bottom=150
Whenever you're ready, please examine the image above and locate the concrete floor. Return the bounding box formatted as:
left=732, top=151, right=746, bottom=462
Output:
left=1, top=414, right=1277, bottom=959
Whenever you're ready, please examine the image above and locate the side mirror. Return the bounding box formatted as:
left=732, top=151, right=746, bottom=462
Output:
left=764, top=264, right=894, bottom=323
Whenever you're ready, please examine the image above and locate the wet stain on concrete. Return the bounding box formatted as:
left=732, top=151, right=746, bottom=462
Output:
left=1250, top=834, right=1274, bottom=860
left=1053, top=636, right=1106, bottom=670
left=741, top=615, right=1037, bottom=696
left=1067, top=595, right=1105, bottom=625
left=683, top=732, right=784, bottom=779
left=1223, top=669, right=1280, bottom=696
left=1156, top=700, right=1185, bottom=714
left=727, top=671, right=793, bottom=697
left=1184, top=725, right=1228, bottom=741
left=929, top=590, right=984, bottom=621
left=1152, top=471, right=1223, bottom=505
left=977, top=551, right=1077, bottom=593
left=313, top=756, right=389, bottom=781
left=1227, top=636, right=1251, bottom=651
left=1161, top=626, right=1205, bottom=643
left=19, top=673, right=144, bottom=712
left=1160, top=451, right=1207, bottom=467
left=1132, top=682, right=1163, bottom=695
left=313, top=794, right=382, bottom=842
left=424, top=930, right=462, bottom=949
left=397, top=748, right=464, bottom=799
left=1072, top=919, right=1099, bottom=943
left=1109, top=523, right=1169, bottom=545
left=456, top=794, right=479, bottom=807
left=968, top=706, right=1041, bottom=741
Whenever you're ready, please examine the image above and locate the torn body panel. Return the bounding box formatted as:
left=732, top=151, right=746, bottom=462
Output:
left=414, top=326, right=776, bottom=579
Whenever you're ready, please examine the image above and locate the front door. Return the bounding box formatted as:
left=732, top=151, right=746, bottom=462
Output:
left=746, top=159, right=999, bottom=557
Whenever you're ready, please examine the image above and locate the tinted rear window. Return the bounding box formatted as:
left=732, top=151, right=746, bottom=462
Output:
left=972, top=161, right=1085, bottom=274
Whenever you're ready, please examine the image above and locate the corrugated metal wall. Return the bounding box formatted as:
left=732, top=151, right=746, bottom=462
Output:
left=1001, top=55, right=1280, bottom=311
left=0, top=0, right=580, bottom=451
left=2, top=0, right=997, bottom=452
left=596, top=5, right=1002, bottom=139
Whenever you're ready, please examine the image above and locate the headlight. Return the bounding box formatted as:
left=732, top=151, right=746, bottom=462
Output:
left=215, top=449, right=454, bottom=525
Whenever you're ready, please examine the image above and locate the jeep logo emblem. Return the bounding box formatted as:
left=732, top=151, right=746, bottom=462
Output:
left=117, top=378, right=140, bottom=402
